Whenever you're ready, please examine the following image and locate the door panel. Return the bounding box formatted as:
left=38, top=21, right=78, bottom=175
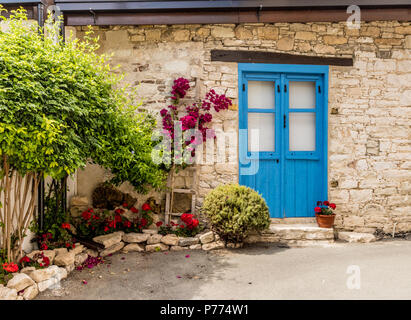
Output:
left=239, top=65, right=327, bottom=218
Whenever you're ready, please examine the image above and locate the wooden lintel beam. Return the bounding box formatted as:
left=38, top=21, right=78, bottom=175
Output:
left=211, top=50, right=354, bottom=66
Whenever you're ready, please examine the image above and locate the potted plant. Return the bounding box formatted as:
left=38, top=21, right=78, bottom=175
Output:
left=314, top=201, right=336, bottom=228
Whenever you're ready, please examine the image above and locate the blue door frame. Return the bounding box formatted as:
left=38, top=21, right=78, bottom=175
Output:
left=238, top=63, right=329, bottom=218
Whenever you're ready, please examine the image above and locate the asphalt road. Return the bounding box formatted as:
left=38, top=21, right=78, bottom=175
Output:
left=36, top=239, right=411, bottom=300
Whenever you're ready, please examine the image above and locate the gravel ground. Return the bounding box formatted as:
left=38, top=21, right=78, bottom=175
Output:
left=36, top=239, right=411, bottom=300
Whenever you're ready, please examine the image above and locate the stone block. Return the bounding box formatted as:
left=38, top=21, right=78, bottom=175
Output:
left=202, top=241, right=225, bottom=251
left=145, top=243, right=169, bottom=252
left=99, top=242, right=125, bottom=257
left=54, top=251, right=75, bottom=267
left=178, top=237, right=199, bottom=247
left=338, top=232, right=376, bottom=243
left=93, top=231, right=124, bottom=248
left=6, top=273, right=35, bottom=292
left=199, top=231, right=215, bottom=244
left=161, top=234, right=179, bottom=246
left=123, top=243, right=145, bottom=252
left=147, top=234, right=163, bottom=245
left=123, top=233, right=150, bottom=243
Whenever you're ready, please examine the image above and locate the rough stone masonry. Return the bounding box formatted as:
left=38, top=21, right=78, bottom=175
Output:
left=68, top=21, right=411, bottom=235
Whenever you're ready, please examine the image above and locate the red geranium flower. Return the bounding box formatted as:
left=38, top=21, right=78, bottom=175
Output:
left=89, top=208, right=94, bottom=213
left=142, top=203, right=151, bottom=211
left=104, top=226, right=109, bottom=232
left=123, top=221, right=132, bottom=228
left=114, top=214, right=122, bottom=223
left=3, top=262, right=19, bottom=273
left=140, top=218, right=148, bottom=227
left=41, top=243, right=48, bottom=250
left=329, top=203, right=336, bottom=209
left=82, top=211, right=92, bottom=220
left=19, top=256, right=31, bottom=264
left=323, top=201, right=330, bottom=206
left=314, top=207, right=322, bottom=213
left=130, top=207, right=139, bottom=214
left=156, top=221, right=163, bottom=227
left=115, top=208, right=124, bottom=215
left=42, top=256, right=50, bottom=267
left=61, top=222, right=70, bottom=229
left=122, top=203, right=128, bottom=208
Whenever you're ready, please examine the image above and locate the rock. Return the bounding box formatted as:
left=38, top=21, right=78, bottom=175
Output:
left=147, top=234, right=163, bottom=244
left=122, top=193, right=137, bottom=208
left=65, top=264, right=75, bottom=273
left=54, top=251, right=75, bottom=266
left=20, top=267, right=36, bottom=275
left=27, top=250, right=41, bottom=259
left=123, top=243, right=145, bottom=252
left=6, top=273, right=35, bottom=292
left=53, top=248, right=68, bottom=257
left=37, top=277, right=59, bottom=292
left=0, top=285, right=18, bottom=300
left=74, top=253, right=88, bottom=266
left=42, top=250, right=56, bottom=264
left=142, top=229, right=158, bottom=234
left=92, top=183, right=124, bottom=209
left=145, top=243, right=169, bottom=252
left=179, top=237, right=199, bottom=247
left=199, top=231, right=215, bottom=244
left=161, top=234, right=179, bottom=246
left=70, top=244, right=84, bottom=255
left=226, top=242, right=243, bottom=249
left=22, top=284, right=38, bottom=300
left=123, top=233, right=149, bottom=243
left=70, top=196, right=89, bottom=207
left=338, top=232, right=376, bottom=243
left=55, top=267, right=68, bottom=281
left=100, top=242, right=125, bottom=257
left=202, top=241, right=225, bottom=251
left=170, top=245, right=188, bottom=251
left=93, top=231, right=124, bottom=248
left=85, top=249, right=98, bottom=257
left=28, top=266, right=58, bottom=283
left=189, top=244, right=202, bottom=250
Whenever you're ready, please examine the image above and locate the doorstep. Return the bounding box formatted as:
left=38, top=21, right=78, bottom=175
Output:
left=245, top=223, right=335, bottom=247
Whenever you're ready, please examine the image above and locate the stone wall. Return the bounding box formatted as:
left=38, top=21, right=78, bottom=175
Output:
left=69, top=21, right=411, bottom=234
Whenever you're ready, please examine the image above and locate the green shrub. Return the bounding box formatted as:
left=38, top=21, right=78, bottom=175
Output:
left=202, top=184, right=271, bottom=242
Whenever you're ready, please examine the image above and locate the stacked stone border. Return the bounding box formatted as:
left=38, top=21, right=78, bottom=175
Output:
left=0, top=228, right=239, bottom=300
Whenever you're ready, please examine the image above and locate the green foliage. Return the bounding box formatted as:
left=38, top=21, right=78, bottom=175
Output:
left=202, top=184, right=271, bottom=242
left=29, top=180, right=74, bottom=249
left=0, top=8, right=165, bottom=190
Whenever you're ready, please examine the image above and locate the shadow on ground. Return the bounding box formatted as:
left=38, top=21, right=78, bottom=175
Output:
left=36, top=244, right=287, bottom=300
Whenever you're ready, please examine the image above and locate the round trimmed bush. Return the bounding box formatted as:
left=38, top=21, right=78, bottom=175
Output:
left=202, top=184, right=271, bottom=242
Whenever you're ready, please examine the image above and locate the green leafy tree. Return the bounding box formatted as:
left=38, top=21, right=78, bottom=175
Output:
left=0, top=8, right=165, bottom=262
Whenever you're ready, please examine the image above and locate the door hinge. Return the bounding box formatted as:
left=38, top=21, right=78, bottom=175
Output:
left=242, top=83, right=245, bottom=91
left=318, top=85, right=321, bottom=93
left=283, top=115, right=286, bottom=128
left=277, top=85, right=280, bottom=93
left=284, top=84, right=287, bottom=93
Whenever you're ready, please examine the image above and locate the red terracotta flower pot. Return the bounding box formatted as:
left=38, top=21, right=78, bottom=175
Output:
left=315, top=213, right=336, bottom=228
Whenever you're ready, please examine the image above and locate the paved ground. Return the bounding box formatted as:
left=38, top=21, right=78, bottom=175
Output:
left=36, top=239, right=411, bottom=300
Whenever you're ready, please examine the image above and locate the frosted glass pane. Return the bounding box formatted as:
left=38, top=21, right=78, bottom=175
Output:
left=289, top=81, right=316, bottom=109
left=289, top=113, right=316, bottom=151
left=248, top=81, right=275, bottom=109
left=248, top=113, right=275, bottom=152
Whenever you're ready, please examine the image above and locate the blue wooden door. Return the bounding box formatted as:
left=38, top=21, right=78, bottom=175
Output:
left=239, top=64, right=328, bottom=218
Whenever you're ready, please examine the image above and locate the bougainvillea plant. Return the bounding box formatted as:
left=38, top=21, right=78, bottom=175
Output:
left=314, top=201, right=337, bottom=216
left=157, top=78, right=232, bottom=170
